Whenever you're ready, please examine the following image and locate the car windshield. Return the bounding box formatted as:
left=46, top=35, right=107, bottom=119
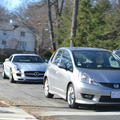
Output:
left=115, top=51, right=120, bottom=57
left=13, top=56, right=44, bottom=63
left=72, top=50, right=120, bottom=69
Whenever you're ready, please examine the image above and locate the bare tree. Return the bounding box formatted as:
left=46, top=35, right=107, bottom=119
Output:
left=70, top=0, right=79, bottom=47
left=47, top=0, right=65, bottom=50
left=47, top=0, right=56, bottom=50
left=0, top=6, right=10, bottom=22
left=13, top=1, right=50, bottom=53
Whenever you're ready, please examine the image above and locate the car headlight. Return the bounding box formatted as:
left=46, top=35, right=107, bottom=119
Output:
left=13, top=64, right=21, bottom=73
left=80, top=73, right=99, bottom=86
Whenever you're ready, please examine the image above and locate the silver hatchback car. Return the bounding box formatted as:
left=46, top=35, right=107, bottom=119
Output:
left=44, top=47, right=120, bottom=108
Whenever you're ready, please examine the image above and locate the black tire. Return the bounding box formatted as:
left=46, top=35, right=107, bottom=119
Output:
left=67, top=84, right=79, bottom=108
left=44, top=78, right=54, bottom=98
left=2, top=71, right=8, bottom=79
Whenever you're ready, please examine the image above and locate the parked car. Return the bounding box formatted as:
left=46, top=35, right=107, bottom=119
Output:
left=113, top=49, right=120, bottom=57
left=44, top=47, right=120, bottom=108
left=2, top=54, right=47, bottom=83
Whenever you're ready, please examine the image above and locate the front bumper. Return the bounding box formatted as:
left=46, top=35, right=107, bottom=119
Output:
left=75, top=82, right=120, bottom=105
left=12, top=71, right=44, bottom=83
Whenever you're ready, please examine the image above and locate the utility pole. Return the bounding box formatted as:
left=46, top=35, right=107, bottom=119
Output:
left=70, top=0, right=79, bottom=47
left=47, top=0, right=56, bottom=50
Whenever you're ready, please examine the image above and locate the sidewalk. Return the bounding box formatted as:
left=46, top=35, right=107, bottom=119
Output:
left=0, top=101, right=38, bottom=120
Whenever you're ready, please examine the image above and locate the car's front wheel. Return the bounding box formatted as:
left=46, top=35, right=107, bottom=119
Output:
left=2, top=71, right=8, bottom=79
left=9, top=71, right=16, bottom=83
left=44, top=78, right=54, bottom=98
left=67, top=84, right=79, bottom=108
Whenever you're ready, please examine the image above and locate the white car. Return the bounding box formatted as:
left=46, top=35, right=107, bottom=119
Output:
left=2, top=54, right=47, bottom=83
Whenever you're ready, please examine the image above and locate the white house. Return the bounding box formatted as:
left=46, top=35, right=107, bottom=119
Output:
left=0, top=23, right=36, bottom=52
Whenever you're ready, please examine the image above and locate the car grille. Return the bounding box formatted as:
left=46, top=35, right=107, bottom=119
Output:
left=24, top=71, right=45, bottom=77
left=100, top=83, right=120, bottom=89
left=99, top=96, right=120, bottom=102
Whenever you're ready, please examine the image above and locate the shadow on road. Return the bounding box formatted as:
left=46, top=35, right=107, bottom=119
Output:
left=14, top=104, right=120, bottom=112
left=17, top=82, right=43, bottom=85
left=78, top=104, right=120, bottom=112
left=45, top=97, right=120, bottom=112
left=14, top=104, right=69, bottom=109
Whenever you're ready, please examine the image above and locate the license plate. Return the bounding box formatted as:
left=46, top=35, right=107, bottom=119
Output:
left=111, top=91, right=120, bottom=98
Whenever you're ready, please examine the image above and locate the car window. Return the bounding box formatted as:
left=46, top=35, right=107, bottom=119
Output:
left=109, top=56, right=119, bottom=67
left=115, top=51, right=120, bottom=57
left=53, top=50, right=63, bottom=65
left=9, top=56, right=13, bottom=61
left=12, top=56, right=44, bottom=63
left=49, top=52, right=56, bottom=62
left=60, top=50, right=73, bottom=71
left=73, top=50, right=120, bottom=69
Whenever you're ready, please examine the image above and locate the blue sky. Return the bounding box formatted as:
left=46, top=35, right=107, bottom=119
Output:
left=0, top=0, right=40, bottom=11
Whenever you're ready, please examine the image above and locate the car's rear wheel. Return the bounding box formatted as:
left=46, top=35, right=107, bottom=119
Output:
left=44, top=78, right=54, bottom=98
left=67, top=84, right=79, bottom=108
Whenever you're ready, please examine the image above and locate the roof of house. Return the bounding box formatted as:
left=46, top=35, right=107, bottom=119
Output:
left=0, top=23, right=15, bottom=31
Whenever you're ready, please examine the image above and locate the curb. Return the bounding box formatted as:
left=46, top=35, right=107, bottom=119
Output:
left=0, top=101, right=38, bottom=120
left=0, top=107, right=38, bottom=120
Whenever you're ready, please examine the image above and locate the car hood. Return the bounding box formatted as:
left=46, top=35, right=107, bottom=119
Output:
left=14, top=63, right=47, bottom=71
left=78, top=68, right=120, bottom=83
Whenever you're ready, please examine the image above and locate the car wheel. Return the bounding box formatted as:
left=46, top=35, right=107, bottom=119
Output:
left=67, top=84, right=79, bottom=108
left=2, top=71, right=8, bottom=79
left=9, top=71, right=16, bottom=83
left=44, top=78, right=54, bottom=98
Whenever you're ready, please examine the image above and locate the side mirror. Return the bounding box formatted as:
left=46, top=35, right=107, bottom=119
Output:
left=58, top=63, right=67, bottom=70
left=58, top=63, right=73, bottom=72
left=5, top=58, right=9, bottom=62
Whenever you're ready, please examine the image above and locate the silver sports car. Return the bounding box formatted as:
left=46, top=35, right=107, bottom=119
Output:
left=3, top=54, right=47, bottom=83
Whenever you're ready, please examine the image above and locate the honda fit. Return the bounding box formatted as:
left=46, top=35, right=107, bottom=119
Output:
left=44, top=47, right=120, bottom=108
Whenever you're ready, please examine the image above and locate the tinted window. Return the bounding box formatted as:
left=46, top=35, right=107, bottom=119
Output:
left=53, top=50, right=62, bottom=65
left=73, top=50, right=120, bottom=69
left=115, top=51, right=120, bottom=57
left=13, top=56, right=44, bottom=63
left=60, top=50, right=73, bottom=70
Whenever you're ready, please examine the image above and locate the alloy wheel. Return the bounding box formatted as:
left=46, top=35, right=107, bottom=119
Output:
left=67, top=84, right=79, bottom=108
left=44, top=79, right=54, bottom=98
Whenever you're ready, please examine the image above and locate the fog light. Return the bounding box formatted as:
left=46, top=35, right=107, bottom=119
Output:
left=81, top=93, right=94, bottom=100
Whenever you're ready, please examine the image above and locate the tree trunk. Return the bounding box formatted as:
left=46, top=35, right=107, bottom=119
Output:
left=70, top=0, right=79, bottom=47
left=47, top=0, right=56, bottom=50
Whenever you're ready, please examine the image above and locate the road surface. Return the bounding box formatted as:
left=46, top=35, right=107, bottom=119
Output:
left=0, top=65, right=120, bottom=120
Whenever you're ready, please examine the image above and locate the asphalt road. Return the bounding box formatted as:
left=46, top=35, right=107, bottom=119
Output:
left=0, top=65, right=120, bottom=120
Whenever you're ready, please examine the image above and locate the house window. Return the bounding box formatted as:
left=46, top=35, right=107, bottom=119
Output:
left=20, top=31, right=25, bottom=37
left=2, top=40, right=6, bottom=45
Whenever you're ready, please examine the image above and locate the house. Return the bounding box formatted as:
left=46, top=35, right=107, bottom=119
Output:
left=0, top=23, right=36, bottom=52
left=24, top=2, right=51, bottom=51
